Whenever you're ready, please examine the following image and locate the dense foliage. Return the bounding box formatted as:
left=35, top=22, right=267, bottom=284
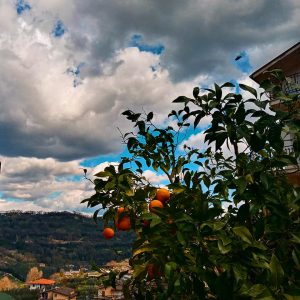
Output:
left=0, top=211, right=133, bottom=280
left=5, top=288, right=39, bottom=300
left=85, top=71, right=300, bottom=299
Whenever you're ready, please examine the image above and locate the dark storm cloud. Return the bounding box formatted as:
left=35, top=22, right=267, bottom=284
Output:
left=72, top=0, right=299, bottom=81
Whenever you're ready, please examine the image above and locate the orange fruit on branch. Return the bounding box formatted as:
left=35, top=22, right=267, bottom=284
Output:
left=116, top=215, right=131, bottom=231
left=102, top=227, right=115, bottom=239
left=117, top=207, right=125, bottom=214
left=147, top=264, right=161, bottom=279
left=142, top=219, right=151, bottom=227
left=156, top=188, right=170, bottom=203
left=149, top=199, right=163, bottom=212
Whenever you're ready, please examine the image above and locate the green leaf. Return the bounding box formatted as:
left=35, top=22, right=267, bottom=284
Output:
left=93, top=209, right=101, bottom=223
left=135, top=160, right=142, bottom=169
left=218, top=239, right=231, bottom=254
left=165, top=262, right=177, bottom=279
left=232, top=265, right=247, bottom=282
left=150, top=215, right=162, bottom=228
left=221, top=82, right=235, bottom=88
left=292, top=250, right=300, bottom=267
left=133, top=245, right=155, bottom=257
left=239, top=83, right=258, bottom=97
left=215, top=132, right=228, bottom=151
left=94, top=171, right=111, bottom=177
left=268, top=124, right=283, bottom=152
left=232, top=226, right=253, bottom=244
left=201, top=220, right=226, bottom=231
left=284, top=288, right=300, bottom=299
left=173, top=96, right=193, bottom=104
left=194, top=111, right=205, bottom=128
left=127, top=137, right=138, bottom=150
left=146, top=112, right=154, bottom=121
left=235, top=103, right=246, bottom=125
left=250, top=133, right=266, bottom=152
left=269, top=254, right=284, bottom=287
left=236, top=177, right=247, bottom=194
left=133, top=264, right=146, bottom=278
left=260, top=173, right=269, bottom=189
left=240, top=284, right=270, bottom=298
left=176, top=231, right=186, bottom=245
left=214, top=83, right=222, bottom=100
left=184, top=171, right=191, bottom=187
left=284, top=294, right=300, bottom=300
left=291, top=233, right=300, bottom=244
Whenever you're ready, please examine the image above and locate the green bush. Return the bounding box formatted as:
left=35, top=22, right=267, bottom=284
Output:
left=84, top=71, right=300, bottom=299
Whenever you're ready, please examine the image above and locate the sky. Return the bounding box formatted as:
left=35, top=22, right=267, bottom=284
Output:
left=0, top=0, right=299, bottom=213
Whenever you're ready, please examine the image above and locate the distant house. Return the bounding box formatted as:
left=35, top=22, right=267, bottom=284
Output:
left=97, top=283, right=124, bottom=300
left=87, top=271, right=101, bottom=278
left=63, top=270, right=81, bottom=277
left=250, top=41, right=300, bottom=185
left=28, top=278, right=55, bottom=291
left=40, top=286, right=77, bottom=300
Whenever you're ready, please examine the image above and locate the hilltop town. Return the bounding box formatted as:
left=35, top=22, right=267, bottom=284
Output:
left=0, top=259, right=131, bottom=299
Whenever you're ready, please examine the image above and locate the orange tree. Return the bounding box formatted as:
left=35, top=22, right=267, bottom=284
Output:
left=83, top=71, right=300, bottom=299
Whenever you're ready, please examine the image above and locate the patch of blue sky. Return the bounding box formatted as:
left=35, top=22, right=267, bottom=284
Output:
left=48, top=191, right=62, bottom=199
left=52, top=20, right=66, bottom=38
left=233, top=50, right=252, bottom=74
left=16, top=0, right=31, bottom=15
left=2, top=197, right=28, bottom=203
left=66, top=62, right=85, bottom=87
left=55, top=175, right=83, bottom=182
left=129, top=34, right=165, bottom=55
left=229, top=79, right=241, bottom=94
left=80, top=146, right=127, bottom=168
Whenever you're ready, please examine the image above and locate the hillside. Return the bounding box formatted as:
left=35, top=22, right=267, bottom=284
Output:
left=0, top=211, right=133, bottom=280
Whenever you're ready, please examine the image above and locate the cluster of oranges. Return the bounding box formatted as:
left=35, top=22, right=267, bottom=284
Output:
left=102, top=188, right=170, bottom=239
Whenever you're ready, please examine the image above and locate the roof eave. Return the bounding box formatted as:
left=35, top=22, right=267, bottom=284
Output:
left=250, top=41, right=300, bottom=82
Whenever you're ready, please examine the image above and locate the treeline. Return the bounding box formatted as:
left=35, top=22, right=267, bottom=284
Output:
left=0, top=211, right=133, bottom=280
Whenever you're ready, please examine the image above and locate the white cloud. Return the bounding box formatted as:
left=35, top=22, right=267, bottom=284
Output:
left=0, top=8, right=198, bottom=160
left=180, top=131, right=247, bottom=159
left=0, top=0, right=299, bottom=213
left=142, top=170, right=168, bottom=185
left=0, top=156, right=92, bottom=211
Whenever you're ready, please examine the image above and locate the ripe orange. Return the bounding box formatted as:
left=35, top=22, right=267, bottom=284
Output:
left=149, top=200, right=163, bottom=212
left=116, top=215, right=131, bottom=231
left=147, top=264, right=161, bottom=279
left=102, top=227, right=115, bottom=239
left=156, top=188, right=170, bottom=203
left=167, top=218, right=174, bottom=225
left=142, top=220, right=151, bottom=227
left=117, top=207, right=125, bottom=214
left=147, top=264, right=155, bottom=279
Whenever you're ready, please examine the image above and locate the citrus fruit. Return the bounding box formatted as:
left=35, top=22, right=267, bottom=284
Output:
left=149, top=200, right=163, bottom=212
left=142, top=219, right=151, bottom=227
left=117, top=207, right=125, bottom=214
left=147, top=264, right=161, bottom=279
left=156, top=188, right=170, bottom=203
left=116, top=215, right=131, bottom=231
left=102, top=227, right=115, bottom=239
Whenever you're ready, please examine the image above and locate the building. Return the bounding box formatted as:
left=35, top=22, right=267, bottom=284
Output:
left=250, top=41, right=300, bottom=185
left=28, top=278, right=56, bottom=291
left=97, top=283, right=124, bottom=300
left=40, top=286, right=77, bottom=300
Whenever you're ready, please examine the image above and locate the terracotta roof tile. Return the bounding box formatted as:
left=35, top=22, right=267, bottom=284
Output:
left=28, top=278, right=55, bottom=285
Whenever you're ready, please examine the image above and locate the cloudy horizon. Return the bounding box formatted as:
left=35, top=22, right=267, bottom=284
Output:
left=0, top=0, right=299, bottom=212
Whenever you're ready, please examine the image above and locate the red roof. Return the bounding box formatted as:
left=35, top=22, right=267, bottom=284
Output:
left=28, top=278, right=55, bottom=285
